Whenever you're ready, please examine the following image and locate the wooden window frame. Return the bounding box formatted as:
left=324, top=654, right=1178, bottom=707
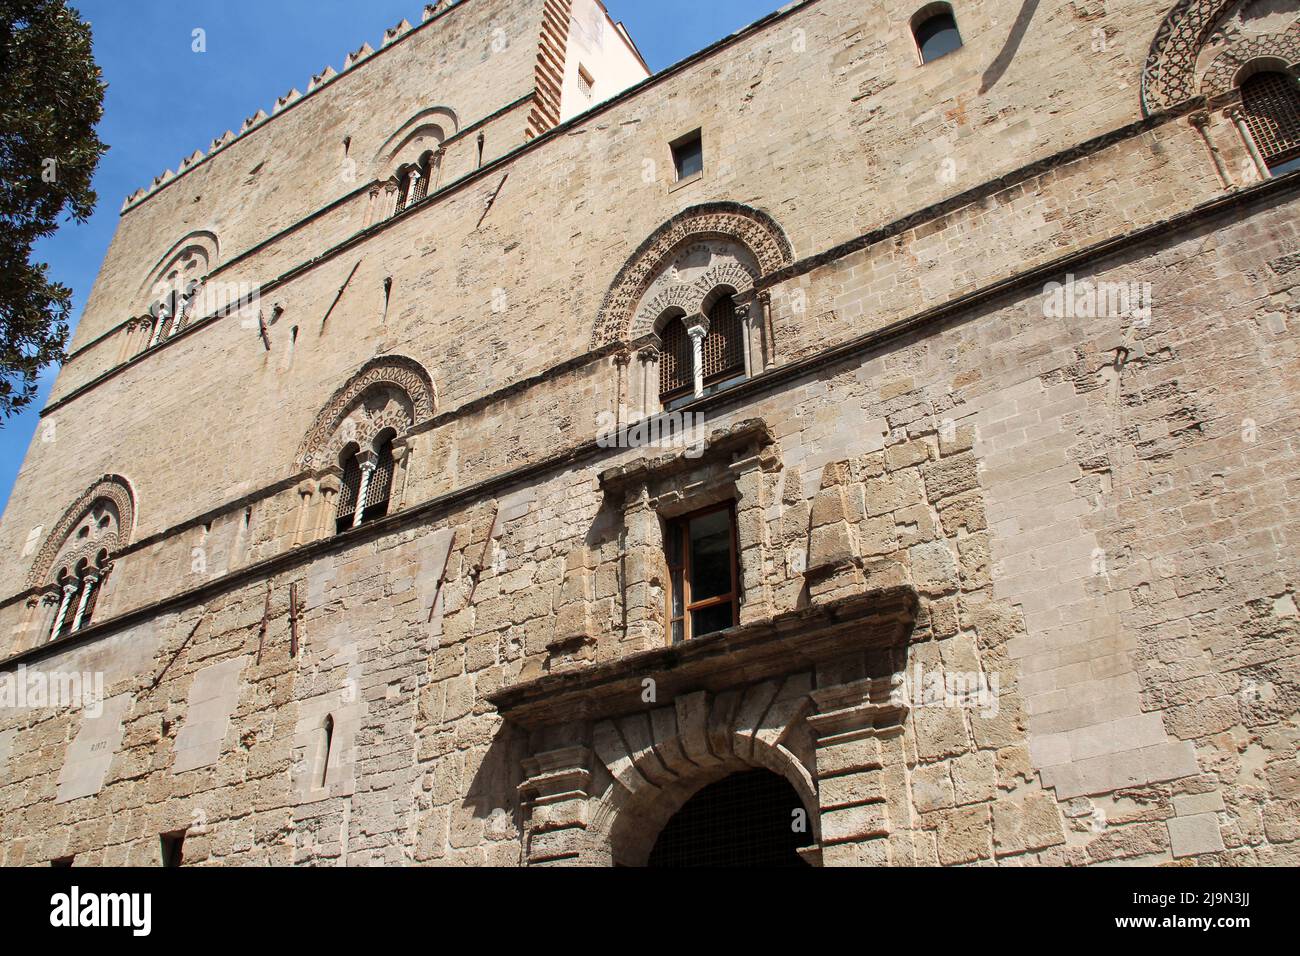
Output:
left=664, top=501, right=740, bottom=645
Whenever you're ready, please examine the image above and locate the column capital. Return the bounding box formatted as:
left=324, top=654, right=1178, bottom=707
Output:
left=684, top=315, right=710, bottom=340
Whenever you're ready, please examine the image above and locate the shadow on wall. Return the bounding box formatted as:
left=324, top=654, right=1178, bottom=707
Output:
left=979, top=0, right=1041, bottom=94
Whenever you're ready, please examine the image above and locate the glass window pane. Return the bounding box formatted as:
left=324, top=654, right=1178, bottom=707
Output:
left=666, top=522, right=684, bottom=567
left=688, top=509, right=732, bottom=602
left=916, top=15, right=962, bottom=64
left=692, top=602, right=734, bottom=639
left=671, top=568, right=685, bottom=617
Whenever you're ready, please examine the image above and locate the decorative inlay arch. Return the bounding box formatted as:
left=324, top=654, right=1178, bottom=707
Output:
left=1143, top=0, right=1300, bottom=112
left=1200, top=24, right=1300, bottom=94
left=26, top=475, right=136, bottom=589
left=374, top=106, right=459, bottom=181
left=296, top=355, right=436, bottom=470
left=136, top=231, right=220, bottom=309
left=592, top=202, right=793, bottom=348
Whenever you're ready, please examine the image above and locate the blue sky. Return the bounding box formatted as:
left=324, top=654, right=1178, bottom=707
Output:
left=0, top=0, right=783, bottom=517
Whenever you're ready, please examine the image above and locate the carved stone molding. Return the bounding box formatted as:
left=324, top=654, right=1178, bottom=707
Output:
left=1200, top=25, right=1300, bottom=96
left=296, top=355, right=436, bottom=470
left=26, top=475, right=136, bottom=589
left=488, top=585, right=918, bottom=728
left=495, top=586, right=918, bottom=866
left=1143, top=0, right=1234, bottom=112
left=592, top=203, right=793, bottom=348
left=1143, top=0, right=1300, bottom=113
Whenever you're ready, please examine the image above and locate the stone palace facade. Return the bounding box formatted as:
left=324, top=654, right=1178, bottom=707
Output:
left=0, top=0, right=1298, bottom=866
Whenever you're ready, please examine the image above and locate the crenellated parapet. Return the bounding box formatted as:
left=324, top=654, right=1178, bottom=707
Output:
left=119, top=2, right=461, bottom=213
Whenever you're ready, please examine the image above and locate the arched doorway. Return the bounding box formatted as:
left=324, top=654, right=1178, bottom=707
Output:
left=647, top=769, right=813, bottom=867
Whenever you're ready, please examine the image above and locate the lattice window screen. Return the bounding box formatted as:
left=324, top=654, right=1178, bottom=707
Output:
left=659, top=317, right=693, bottom=399
left=703, top=296, right=745, bottom=383
left=411, top=161, right=430, bottom=203
left=336, top=453, right=362, bottom=527
left=1242, top=72, right=1300, bottom=168
left=364, top=442, right=395, bottom=515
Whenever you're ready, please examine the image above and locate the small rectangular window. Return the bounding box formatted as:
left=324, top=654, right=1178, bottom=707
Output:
left=672, top=130, right=704, bottom=182
left=578, top=64, right=595, bottom=98
left=664, top=503, right=739, bottom=644
left=160, top=831, right=186, bottom=868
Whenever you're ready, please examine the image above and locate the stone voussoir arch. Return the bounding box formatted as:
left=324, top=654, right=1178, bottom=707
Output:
left=296, top=355, right=436, bottom=470
left=592, top=202, right=793, bottom=348
left=26, top=474, right=137, bottom=590
left=581, top=676, right=819, bottom=866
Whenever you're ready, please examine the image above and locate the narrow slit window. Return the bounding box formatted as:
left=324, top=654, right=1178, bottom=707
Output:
left=160, top=831, right=185, bottom=868
left=318, top=714, right=335, bottom=789
left=664, top=503, right=740, bottom=644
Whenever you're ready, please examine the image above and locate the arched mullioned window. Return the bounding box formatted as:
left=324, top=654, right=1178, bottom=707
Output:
left=657, top=291, right=750, bottom=409
left=1240, top=71, right=1300, bottom=177
left=334, top=433, right=396, bottom=534
left=48, top=550, right=110, bottom=642
left=394, top=152, right=435, bottom=214
left=25, top=477, right=134, bottom=646
left=912, top=3, right=963, bottom=65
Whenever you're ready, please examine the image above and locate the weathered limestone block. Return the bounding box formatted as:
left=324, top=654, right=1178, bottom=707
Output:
left=991, top=792, right=1067, bottom=858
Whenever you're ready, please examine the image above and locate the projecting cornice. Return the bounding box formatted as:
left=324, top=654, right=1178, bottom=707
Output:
left=487, top=585, right=919, bottom=729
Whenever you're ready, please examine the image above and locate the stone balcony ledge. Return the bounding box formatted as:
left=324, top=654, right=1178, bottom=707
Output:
left=488, top=583, right=918, bottom=729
